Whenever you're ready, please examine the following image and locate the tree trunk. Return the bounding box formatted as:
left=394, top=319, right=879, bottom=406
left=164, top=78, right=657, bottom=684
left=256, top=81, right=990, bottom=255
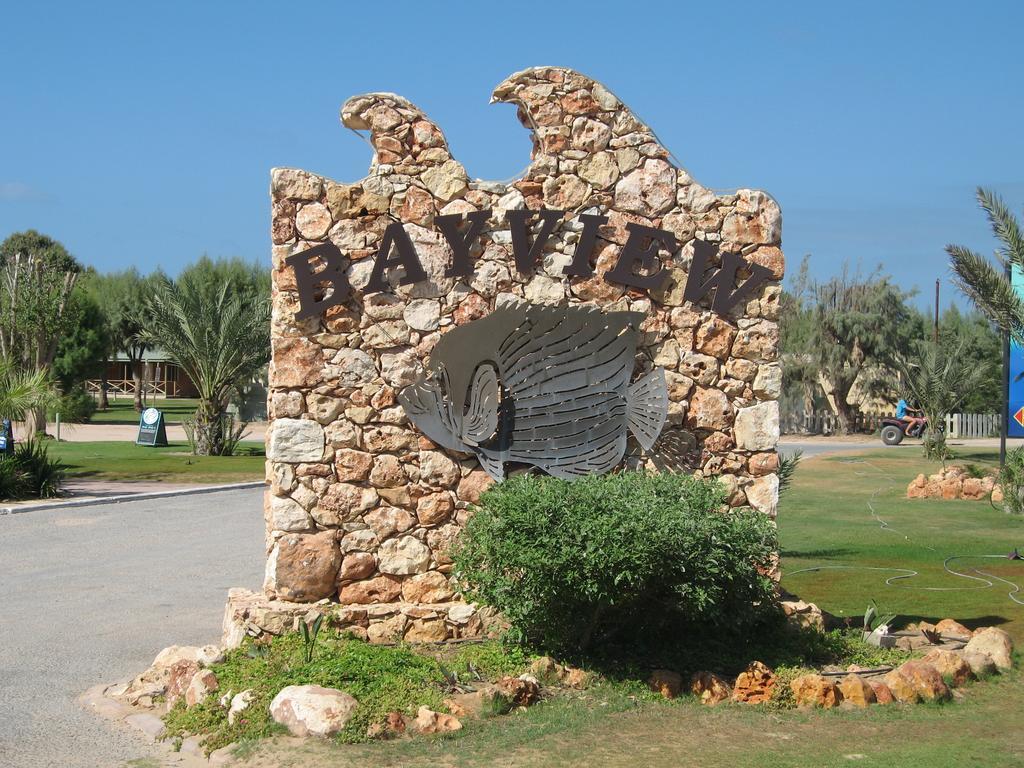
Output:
left=191, top=400, right=226, bottom=456
left=99, top=362, right=109, bottom=411
left=24, top=406, right=46, bottom=437
left=131, top=362, right=143, bottom=413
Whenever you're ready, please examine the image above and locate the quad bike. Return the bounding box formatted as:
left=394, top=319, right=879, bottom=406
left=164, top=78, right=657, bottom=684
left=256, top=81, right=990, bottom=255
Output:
left=880, top=416, right=935, bottom=446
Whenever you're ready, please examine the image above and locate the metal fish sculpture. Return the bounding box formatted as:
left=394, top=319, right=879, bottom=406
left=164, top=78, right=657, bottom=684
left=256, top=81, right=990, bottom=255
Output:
left=397, top=303, right=668, bottom=481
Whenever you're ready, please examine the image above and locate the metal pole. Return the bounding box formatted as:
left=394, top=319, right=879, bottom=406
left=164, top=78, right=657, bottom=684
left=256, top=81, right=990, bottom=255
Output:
left=1002, top=264, right=1011, bottom=467
left=934, top=279, right=940, bottom=343
left=55, top=412, right=61, bottom=442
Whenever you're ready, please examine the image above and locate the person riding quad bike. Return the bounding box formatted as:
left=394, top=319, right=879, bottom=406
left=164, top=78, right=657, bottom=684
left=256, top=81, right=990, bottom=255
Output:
left=880, top=398, right=928, bottom=445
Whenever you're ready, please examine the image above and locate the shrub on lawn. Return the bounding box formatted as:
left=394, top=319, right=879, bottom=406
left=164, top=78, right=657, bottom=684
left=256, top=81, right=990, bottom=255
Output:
left=453, top=471, right=779, bottom=654
left=996, top=446, right=1024, bottom=515
left=0, top=439, right=67, bottom=500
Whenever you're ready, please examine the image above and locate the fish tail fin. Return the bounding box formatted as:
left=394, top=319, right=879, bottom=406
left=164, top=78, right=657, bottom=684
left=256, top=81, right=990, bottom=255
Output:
left=626, top=367, right=668, bottom=451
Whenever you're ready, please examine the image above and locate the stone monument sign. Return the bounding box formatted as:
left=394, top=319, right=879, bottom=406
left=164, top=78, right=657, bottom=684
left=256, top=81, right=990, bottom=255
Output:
left=252, top=66, right=783, bottom=644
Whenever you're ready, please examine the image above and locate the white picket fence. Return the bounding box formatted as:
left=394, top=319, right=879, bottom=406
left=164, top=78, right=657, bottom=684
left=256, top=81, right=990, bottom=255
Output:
left=943, top=413, right=1000, bottom=439
left=782, top=410, right=1000, bottom=437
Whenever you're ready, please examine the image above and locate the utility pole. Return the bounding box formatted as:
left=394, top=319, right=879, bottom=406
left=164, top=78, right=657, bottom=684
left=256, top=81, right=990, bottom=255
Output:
left=933, top=279, right=940, bottom=343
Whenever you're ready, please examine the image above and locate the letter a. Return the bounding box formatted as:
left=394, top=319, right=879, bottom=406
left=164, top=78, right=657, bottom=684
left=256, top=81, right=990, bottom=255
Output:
left=364, top=222, right=428, bottom=294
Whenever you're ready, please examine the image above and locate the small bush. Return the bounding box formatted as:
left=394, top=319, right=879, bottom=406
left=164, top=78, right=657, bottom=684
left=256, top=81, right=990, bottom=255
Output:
left=453, top=471, right=778, bottom=654
left=0, top=456, right=30, bottom=500
left=13, top=439, right=67, bottom=498
left=51, top=387, right=97, bottom=423
left=996, top=447, right=1024, bottom=515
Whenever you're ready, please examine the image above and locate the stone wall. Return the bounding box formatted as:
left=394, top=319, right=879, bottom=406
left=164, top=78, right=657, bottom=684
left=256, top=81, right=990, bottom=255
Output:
left=263, top=66, right=784, bottom=641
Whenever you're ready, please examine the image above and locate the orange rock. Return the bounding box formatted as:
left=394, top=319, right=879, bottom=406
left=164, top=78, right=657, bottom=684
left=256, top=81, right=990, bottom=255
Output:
left=920, top=649, right=973, bottom=687
left=939, top=478, right=962, bottom=500
left=689, top=671, right=732, bottom=706
left=934, top=619, right=972, bottom=639
left=732, top=661, right=776, bottom=704
left=648, top=669, right=683, bottom=699
left=837, top=674, right=876, bottom=707
left=559, top=666, right=590, bottom=689
left=882, top=669, right=920, bottom=703
left=892, top=660, right=952, bottom=702
left=790, top=674, right=843, bottom=708
left=868, top=680, right=895, bottom=704
left=413, top=706, right=462, bottom=734
left=495, top=676, right=541, bottom=707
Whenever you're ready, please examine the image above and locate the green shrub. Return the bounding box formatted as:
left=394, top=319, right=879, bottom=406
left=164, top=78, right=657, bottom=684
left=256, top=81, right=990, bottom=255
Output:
left=51, top=387, right=97, bottom=423
left=0, top=456, right=29, bottom=501
left=13, top=439, right=67, bottom=498
left=996, top=447, right=1024, bottom=515
left=453, top=471, right=778, bottom=654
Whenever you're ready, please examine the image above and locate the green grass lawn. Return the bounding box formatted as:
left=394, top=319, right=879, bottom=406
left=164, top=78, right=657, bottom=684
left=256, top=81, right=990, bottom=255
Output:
left=88, top=398, right=202, bottom=425
left=50, top=440, right=265, bottom=483
left=152, top=446, right=1024, bottom=768
left=779, top=446, right=1024, bottom=644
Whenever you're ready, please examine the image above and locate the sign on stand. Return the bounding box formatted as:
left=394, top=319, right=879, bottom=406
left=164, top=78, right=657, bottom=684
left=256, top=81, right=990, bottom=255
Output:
left=136, top=407, right=168, bottom=447
left=0, top=419, right=13, bottom=455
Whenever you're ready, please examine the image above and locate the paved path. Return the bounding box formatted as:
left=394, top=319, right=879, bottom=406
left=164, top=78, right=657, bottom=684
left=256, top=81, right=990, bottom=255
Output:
left=0, top=487, right=265, bottom=768
left=32, top=422, right=268, bottom=443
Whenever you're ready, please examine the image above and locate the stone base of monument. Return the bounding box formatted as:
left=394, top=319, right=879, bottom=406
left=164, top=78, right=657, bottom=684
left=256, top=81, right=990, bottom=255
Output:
left=221, top=587, right=502, bottom=648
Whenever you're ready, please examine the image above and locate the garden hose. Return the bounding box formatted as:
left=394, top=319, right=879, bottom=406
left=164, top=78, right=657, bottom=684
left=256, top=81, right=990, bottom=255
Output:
left=781, top=458, right=1024, bottom=608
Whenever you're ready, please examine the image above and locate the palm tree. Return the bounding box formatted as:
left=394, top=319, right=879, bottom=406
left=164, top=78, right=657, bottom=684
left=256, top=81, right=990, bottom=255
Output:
left=0, top=360, right=56, bottom=425
left=947, top=188, right=1024, bottom=340
left=895, top=340, right=986, bottom=462
left=143, top=274, right=270, bottom=456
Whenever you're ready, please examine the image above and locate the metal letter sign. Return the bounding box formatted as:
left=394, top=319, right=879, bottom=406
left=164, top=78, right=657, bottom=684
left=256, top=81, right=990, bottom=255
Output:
left=1009, top=266, right=1024, bottom=437
left=398, top=304, right=669, bottom=481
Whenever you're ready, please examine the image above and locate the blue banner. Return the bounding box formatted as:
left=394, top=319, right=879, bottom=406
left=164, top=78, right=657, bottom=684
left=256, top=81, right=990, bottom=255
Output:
left=1009, top=266, right=1024, bottom=437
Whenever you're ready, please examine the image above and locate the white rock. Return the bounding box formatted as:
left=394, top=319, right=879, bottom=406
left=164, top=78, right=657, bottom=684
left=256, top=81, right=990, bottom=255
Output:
left=380, top=349, right=421, bottom=387
left=328, top=349, right=378, bottom=386
left=745, top=473, right=779, bottom=516
left=377, top=535, right=432, bottom=575
left=267, top=419, right=326, bottom=463
left=269, top=685, right=358, bottom=737
left=269, top=495, right=313, bottom=532
left=964, top=627, right=1014, bottom=671
left=228, top=690, right=254, bottom=725
left=752, top=363, right=782, bottom=399
left=295, top=202, right=332, bottom=239
left=524, top=274, right=565, bottom=304
left=447, top=603, right=476, bottom=625
left=421, top=160, right=468, bottom=202
left=614, top=159, right=676, bottom=215
left=733, top=401, right=780, bottom=452
left=271, top=168, right=322, bottom=200
left=404, top=299, right=441, bottom=332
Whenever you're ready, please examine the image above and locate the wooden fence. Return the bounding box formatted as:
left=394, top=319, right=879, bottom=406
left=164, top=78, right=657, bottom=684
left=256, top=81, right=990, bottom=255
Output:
left=782, top=410, right=1000, bottom=437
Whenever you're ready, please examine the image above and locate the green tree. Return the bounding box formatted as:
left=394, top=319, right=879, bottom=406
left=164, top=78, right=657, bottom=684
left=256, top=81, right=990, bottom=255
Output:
left=781, top=260, right=918, bottom=434
left=142, top=267, right=270, bottom=455
left=947, top=188, right=1024, bottom=341
left=52, top=287, right=111, bottom=391
left=0, top=230, right=82, bottom=433
left=896, top=340, right=988, bottom=461
left=90, top=269, right=160, bottom=412
left=937, top=305, right=1000, bottom=413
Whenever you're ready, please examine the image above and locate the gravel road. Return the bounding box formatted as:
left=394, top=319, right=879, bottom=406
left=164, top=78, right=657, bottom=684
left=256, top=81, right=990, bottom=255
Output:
left=0, top=487, right=265, bottom=768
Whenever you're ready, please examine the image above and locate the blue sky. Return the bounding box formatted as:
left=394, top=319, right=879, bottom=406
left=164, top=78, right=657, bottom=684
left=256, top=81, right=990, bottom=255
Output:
left=2, top=1, right=1022, bottom=309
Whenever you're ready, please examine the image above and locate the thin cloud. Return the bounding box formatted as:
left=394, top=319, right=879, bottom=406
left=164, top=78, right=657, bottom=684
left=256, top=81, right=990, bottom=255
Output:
left=0, top=182, right=49, bottom=202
